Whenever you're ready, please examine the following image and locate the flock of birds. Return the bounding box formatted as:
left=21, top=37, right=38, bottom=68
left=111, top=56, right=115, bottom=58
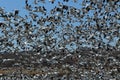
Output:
left=0, top=0, right=120, bottom=79
left=0, top=0, right=120, bottom=53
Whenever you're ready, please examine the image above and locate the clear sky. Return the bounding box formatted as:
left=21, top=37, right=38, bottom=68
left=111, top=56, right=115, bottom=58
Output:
left=0, top=0, right=25, bottom=14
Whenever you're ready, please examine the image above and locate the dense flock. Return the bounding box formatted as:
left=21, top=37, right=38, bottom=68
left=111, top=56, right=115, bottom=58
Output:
left=0, top=0, right=120, bottom=53
left=0, top=0, right=120, bottom=79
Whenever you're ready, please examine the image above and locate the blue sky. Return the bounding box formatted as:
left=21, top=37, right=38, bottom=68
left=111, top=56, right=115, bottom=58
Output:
left=0, top=0, right=25, bottom=14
